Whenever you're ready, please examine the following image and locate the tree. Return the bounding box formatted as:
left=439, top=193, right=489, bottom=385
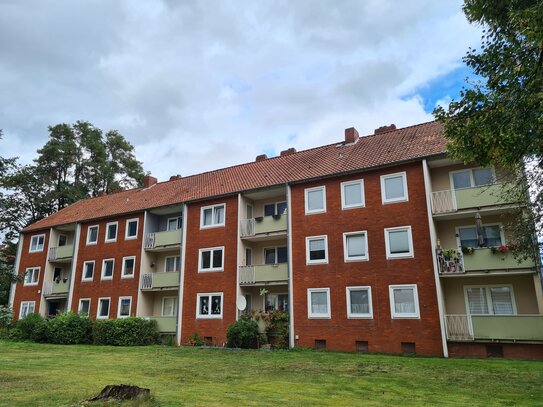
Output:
left=434, top=0, right=543, bottom=260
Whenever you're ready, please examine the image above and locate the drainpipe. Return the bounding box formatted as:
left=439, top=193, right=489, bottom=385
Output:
left=177, top=204, right=188, bottom=345
left=286, top=183, right=295, bottom=348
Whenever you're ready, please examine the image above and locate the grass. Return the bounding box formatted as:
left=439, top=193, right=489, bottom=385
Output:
left=0, top=341, right=542, bottom=406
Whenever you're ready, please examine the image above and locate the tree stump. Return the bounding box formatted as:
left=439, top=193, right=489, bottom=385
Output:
left=88, top=384, right=150, bottom=402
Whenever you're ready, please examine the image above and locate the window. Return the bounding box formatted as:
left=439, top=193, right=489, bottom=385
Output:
left=389, top=285, right=420, bottom=318
left=82, top=261, right=95, bottom=281
left=265, top=293, right=288, bottom=312
left=101, top=259, right=115, bottom=280
left=341, top=179, right=365, bottom=209
left=87, top=225, right=99, bottom=245
left=78, top=299, right=91, bottom=315
left=244, top=294, right=252, bottom=312
left=245, top=248, right=252, bottom=266
left=125, top=218, right=139, bottom=239
left=306, top=236, right=328, bottom=264
left=346, top=287, right=373, bottom=318
left=343, top=231, right=368, bottom=261
left=246, top=204, right=253, bottom=219
left=381, top=172, right=408, bottom=204
left=105, top=222, right=118, bottom=242
left=196, top=293, right=223, bottom=319
left=58, top=234, right=67, bottom=247
left=264, top=201, right=287, bottom=216
left=118, top=296, right=132, bottom=318
left=198, top=247, right=224, bottom=272
left=97, top=298, right=110, bottom=319
left=451, top=167, right=494, bottom=190
left=307, top=288, right=331, bottom=318
left=465, top=285, right=516, bottom=315
left=457, top=224, right=503, bottom=247
left=165, top=256, right=181, bottom=272
left=19, top=301, right=35, bottom=319
left=201, top=204, right=225, bottom=228
left=24, top=267, right=40, bottom=286
left=264, top=247, right=288, bottom=264
left=162, top=297, right=178, bottom=317
left=121, top=256, right=136, bottom=278
left=384, top=226, right=414, bottom=259
left=305, top=186, right=326, bottom=214
left=29, top=234, right=45, bottom=252
left=167, top=216, right=182, bottom=231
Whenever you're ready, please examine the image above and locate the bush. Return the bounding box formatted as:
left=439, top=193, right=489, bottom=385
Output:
left=93, top=318, right=159, bottom=346
left=0, top=305, right=13, bottom=329
left=47, top=312, right=92, bottom=344
left=226, top=319, right=260, bottom=349
left=16, top=313, right=48, bottom=342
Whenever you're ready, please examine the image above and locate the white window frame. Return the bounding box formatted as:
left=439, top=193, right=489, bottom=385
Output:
left=196, top=292, right=224, bottom=319
left=307, top=288, right=331, bottom=319
left=86, top=225, right=99, bottom=245
left=346, top=286, right=373, bottom=319
left=463, top=284, right=517, bottom=316
left=200, top=203, right=226, bottom=229
left=304, top=186, right=327, bottom=214
left=164, top=255, right=181, bottom=273
left=125, top=218, right=139, bottom=240
left=380, top=171, right=409, bottom=204
left=117, top=296, right=132, bottom=318
left=389, top=284, right=420, bottom=319
left=455, top=223, right=505, bottom=248
left=198, top=247, right=225, bottom=272
left=384, top=226, right=414, bottom=259
left=167, top=216, right=182, bottom=231
left=19, top=301, right=36, bottom=319
left=23, top=267, right=40, bottom=286
left=306, top=235, right=329, bottom=265
left=105, top=221, right=118, bottom=243
left=341, top=179, right=365, bottom=210
left=263, top=246, right=288, bottom=264
left=121, top=256, right=136, bottom=279
left=162, top=296, right=178, bottom=317
left=263, top=201, right=288, bottom=216
left=449, top=167, right=496, bottom=190
left=343, top=231, right=369, bottom=262
left=101, top=258, right=115, bottom=280
left=29, top=234, right=45, bottom=253
left=78, top=298, right=91, bottom=315
left=82, top=261, right=95, bottom=282
left=97, top=297, right=111, bottom=319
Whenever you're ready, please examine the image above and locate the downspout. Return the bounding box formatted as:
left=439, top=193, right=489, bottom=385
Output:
left=236, top=193, right=242, bottom=321
left=135, top=211, right=147, bottom=317
left=286, top=183, right=295, bottom=348
left=177, top=204, right=188, bottom=345
left=66, top=223, right=81, bottom=312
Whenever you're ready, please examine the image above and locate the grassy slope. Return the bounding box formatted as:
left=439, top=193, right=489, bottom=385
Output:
left=0, top=341, right=542, bottom=406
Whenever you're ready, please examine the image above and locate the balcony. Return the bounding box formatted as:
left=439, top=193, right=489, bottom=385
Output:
left=43, top=280, right=70, bottom=297
left=431, top=183, right=518, bottom=215
left=148, top=316, right=177, bottom=333
left=463, top=248, right=535, bottom=272
left=48, top=245, right=74, bottom=262
left=240, top=215, right=287, bottom=240
left=239, top=263, right=288, bottom=285
left=141, top=272, right=179, bottom=290
left=445, top=314, right=543, bottom=342
left=144, top=230, right=182, bottom=251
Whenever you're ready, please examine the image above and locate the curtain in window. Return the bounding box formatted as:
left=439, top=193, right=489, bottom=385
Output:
left=311, top=292, right=328, bottom=314
left=483, top=225, right=502, bottom=246
left=214, top=206, right=224, bottom=224
left=350, top=290, right=369, bottom=314
left=466, top=287, right=490, bottom=314
left=490, top=287, right=514, bottom=315
left=394, top=289, right=415, bottom=313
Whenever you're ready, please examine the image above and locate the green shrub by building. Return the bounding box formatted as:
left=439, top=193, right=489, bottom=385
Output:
left=226, top=319, right=260, bottom=349
left=47, top=312, right=92, bottom=344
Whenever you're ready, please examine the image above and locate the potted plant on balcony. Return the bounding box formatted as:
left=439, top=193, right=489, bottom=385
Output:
left=461, top=245, right=474, bottom=255
left=442, top=248, right=459, bottom=261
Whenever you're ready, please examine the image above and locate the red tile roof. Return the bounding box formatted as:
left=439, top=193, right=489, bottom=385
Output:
left=23, top=121, right=446, bottom=232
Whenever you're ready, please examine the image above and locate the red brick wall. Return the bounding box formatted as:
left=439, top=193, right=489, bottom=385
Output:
left=181, top=196, right=239, bottom=346
left=448, top=342, right=543, bottom=360
left=12, top=230, right=50, bottom=319
left=71, top=213, right=144, bottom=319
left=290, top=162, right=444, bottom=355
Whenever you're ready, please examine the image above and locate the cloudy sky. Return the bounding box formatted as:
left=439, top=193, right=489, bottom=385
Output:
left=0, top=0, right=481, bottom=182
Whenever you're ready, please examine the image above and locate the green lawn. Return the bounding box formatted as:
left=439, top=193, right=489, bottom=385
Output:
left=0, top=341, right=542, bottom=406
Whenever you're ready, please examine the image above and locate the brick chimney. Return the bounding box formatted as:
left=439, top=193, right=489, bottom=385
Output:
left=143, top=175, right=157, bottom=188
left=255, top=154, right=268, bottom=162
left=374, top=124, right=396, bottom=135
left=345, top=127, right=359, bottom=144
left=280, top=148, right=297, bottom=156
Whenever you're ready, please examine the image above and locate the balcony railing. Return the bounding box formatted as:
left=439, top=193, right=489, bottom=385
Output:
left=141, top=272, right=179, bottom=290
left=463, top=248, right=535, bottom=271
left=445, top=314, right=543, bottom=341
left=431, top=183, right=517, bottom=214
left=239, top=263, right=288, bottom=284
left=436, top=248, right=465, bottom=274
left=240, top=215, right=287, bottom=237
left=144, top=230, right=182, bottom=250
left=48, top=245, right=74, bottom=262
left=43, top=280, right=70, bottom=297
left=147, top=316, right=177, bottom=333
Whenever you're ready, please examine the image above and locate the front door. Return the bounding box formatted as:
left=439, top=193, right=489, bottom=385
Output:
left=48, top=301, right=60, bottom=318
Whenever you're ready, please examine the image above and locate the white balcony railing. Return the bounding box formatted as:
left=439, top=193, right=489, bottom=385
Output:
left=240, top=219, right=255, bottom=237
left=431, top=190, right=457, bottom=214
left=445, top=314, right=473, bottom=341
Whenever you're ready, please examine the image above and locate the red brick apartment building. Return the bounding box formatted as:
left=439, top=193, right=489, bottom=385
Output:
left=10, top=122, right=543, bottom=358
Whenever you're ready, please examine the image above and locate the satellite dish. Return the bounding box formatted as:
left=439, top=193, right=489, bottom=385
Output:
left=236, top=295, right=247, bottom=311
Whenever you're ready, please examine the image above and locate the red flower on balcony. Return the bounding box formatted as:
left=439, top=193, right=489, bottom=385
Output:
left=497, top=245, right=509, bottom=253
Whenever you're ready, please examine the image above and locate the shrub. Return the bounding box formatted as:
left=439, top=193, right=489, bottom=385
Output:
left=0, top=305, right=13, bottom=329
left=226, top=319, right=259, bottom=349
left=92, top=319, right=115, bottom=345
left=187, top=332, right=204, bottom=346
left=93, top=318, right=159, bottom=346
left=47, top=312, right=92, bottom=344
left=16, top=313, right=48, bottom=342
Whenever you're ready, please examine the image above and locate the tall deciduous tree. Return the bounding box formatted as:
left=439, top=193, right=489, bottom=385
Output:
left=434, top=0, right=543, bottom=260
